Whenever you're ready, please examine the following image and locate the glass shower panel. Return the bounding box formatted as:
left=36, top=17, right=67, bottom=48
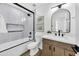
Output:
left=0, top=4, right=28, bottom=24
left=0, top=3, right=33, bottom=44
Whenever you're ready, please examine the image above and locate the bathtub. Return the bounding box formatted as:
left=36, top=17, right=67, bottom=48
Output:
left=0, top=37, right=33, bottom=56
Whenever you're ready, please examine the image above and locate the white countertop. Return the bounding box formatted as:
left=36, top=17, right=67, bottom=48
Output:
left=42, top=34, right=76, bottom=45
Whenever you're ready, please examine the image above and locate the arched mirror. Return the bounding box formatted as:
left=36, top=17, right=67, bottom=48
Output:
left=51, top=8, right=71, bottom=33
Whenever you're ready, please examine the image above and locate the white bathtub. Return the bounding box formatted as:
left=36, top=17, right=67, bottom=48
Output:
left=0, top=37, right=33, bottom=56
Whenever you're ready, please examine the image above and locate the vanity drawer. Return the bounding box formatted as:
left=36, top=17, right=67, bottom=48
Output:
left=43, top=39, right=54, bottom=45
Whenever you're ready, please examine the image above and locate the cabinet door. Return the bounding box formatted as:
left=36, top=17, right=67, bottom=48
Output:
left=52, top=46, right=65, bottom=56
left=41, top=44, right=51, bottom=56
left=65, top=50, right=75, bottom=56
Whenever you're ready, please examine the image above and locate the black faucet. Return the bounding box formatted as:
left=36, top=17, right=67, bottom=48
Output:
left=58, top=30, right=60, bottom=36
left=55, top=30, right=64, bottom=37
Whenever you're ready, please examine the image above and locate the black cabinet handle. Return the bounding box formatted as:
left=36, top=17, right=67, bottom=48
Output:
left=53, top=47, right=55, bottom=52
left=49, top=46, right=51, bottom=50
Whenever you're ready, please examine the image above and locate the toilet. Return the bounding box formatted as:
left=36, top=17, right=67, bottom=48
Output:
left=27, top=32, right=43, bottom=56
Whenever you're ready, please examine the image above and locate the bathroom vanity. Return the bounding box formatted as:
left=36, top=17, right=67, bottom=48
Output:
left=41, top=38, right=76, bottom=56
left=40, top=35, right=76, bottom=56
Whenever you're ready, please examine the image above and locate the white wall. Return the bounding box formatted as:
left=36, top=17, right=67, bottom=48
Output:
left=44, top=4, right=58, bottom=32
left=20, top=3, right=34, bottom=11
left=62, top=4, right=76, bottom=37
left=34, top=3, right=59, bottom=32
left=75, top=4, right=79, bottom=46
left=35, top=4, right=48, bottom=32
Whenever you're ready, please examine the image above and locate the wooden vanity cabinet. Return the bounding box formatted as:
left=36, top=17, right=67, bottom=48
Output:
left=41, top=38, right=75, bottom=56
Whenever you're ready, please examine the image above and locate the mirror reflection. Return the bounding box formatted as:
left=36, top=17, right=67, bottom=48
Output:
left=51, top=8, right=71, bottom=33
